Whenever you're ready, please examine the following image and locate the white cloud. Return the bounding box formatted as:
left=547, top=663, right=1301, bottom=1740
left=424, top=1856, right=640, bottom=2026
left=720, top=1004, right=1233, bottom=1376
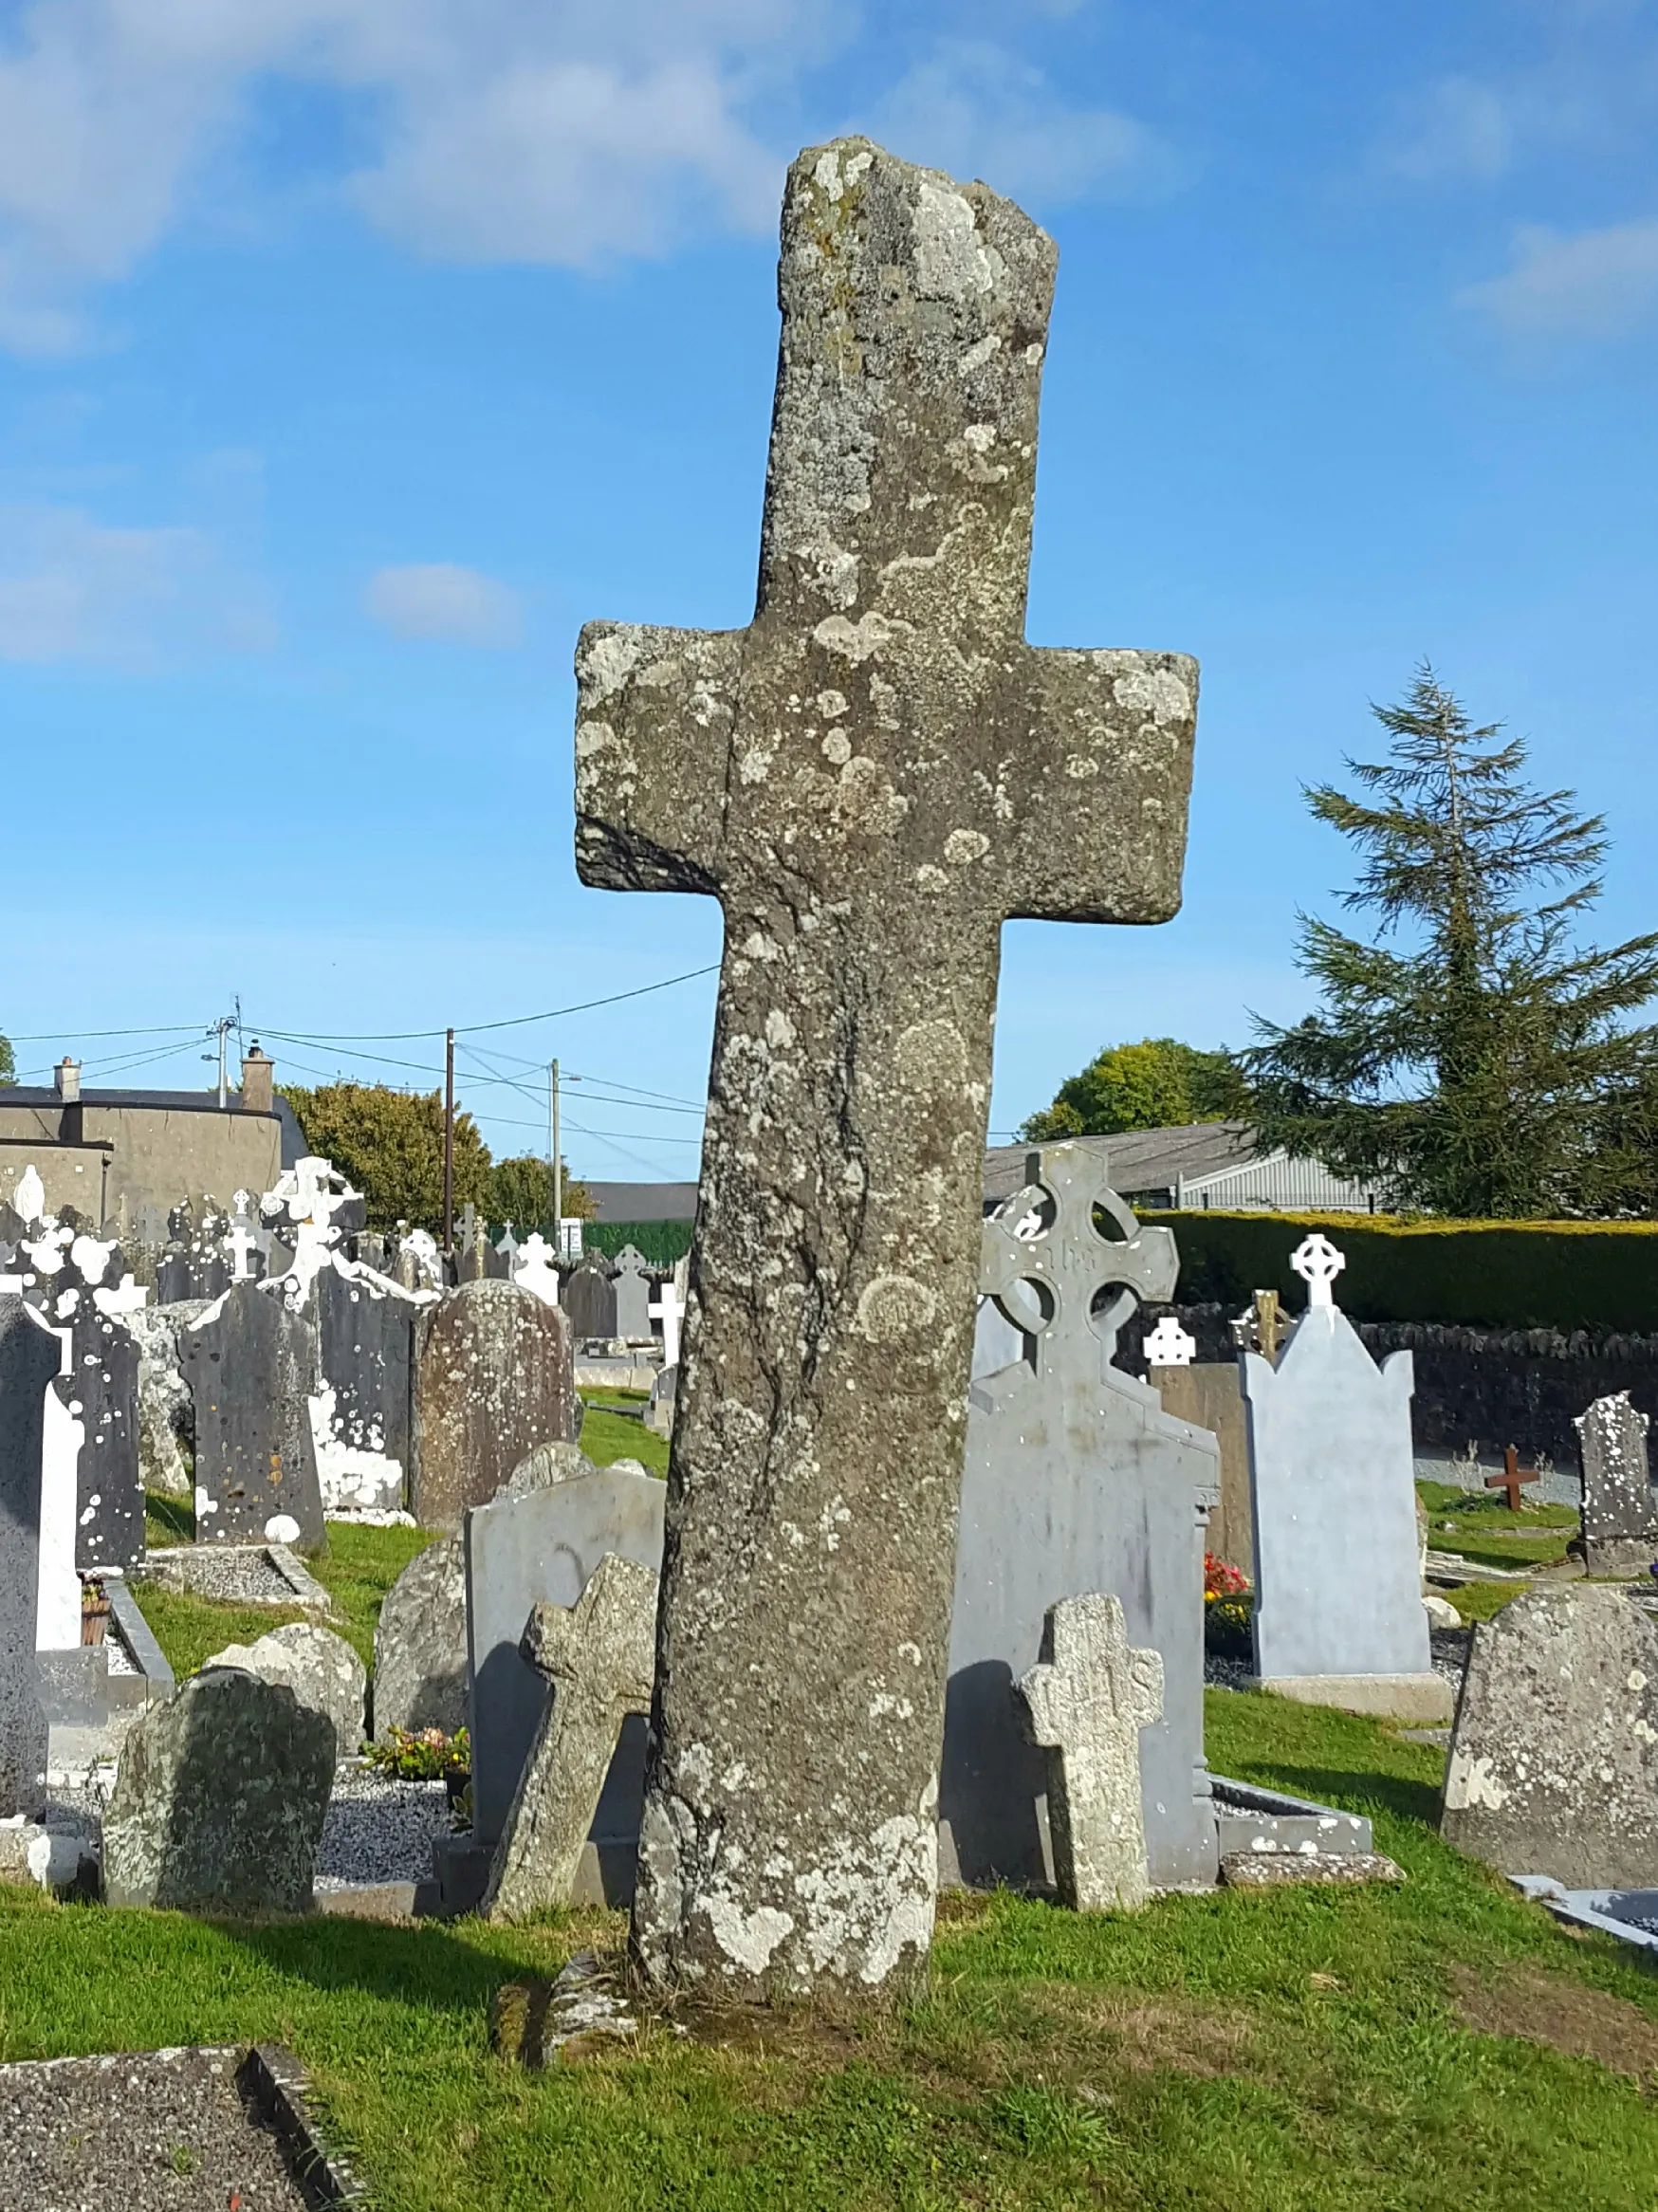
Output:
left=1376, top=76, right=1517, bottom=183
left=365, top=562, right=525, bottom=645
left=870, top=39, right=1178, bottom=207
left=1460, top=215, right=1658, bottom=341
left=0, top=0, right=807, bottom=350
left=0, top=501, right=275, bottom=665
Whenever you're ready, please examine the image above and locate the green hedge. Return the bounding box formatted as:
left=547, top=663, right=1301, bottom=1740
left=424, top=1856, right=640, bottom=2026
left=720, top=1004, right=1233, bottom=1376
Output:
left=1140, top=1209, right=1658, bottom=1333
left=580, top=1219, right=694, bottom=1266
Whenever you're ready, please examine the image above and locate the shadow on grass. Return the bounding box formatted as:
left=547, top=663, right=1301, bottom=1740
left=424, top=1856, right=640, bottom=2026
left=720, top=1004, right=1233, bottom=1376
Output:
left=145, top=1490, right=193, bottom=1543
left=226, top=1914, right=540, bottom=2018
left=1253, top=1765, right=1443, bottom=1829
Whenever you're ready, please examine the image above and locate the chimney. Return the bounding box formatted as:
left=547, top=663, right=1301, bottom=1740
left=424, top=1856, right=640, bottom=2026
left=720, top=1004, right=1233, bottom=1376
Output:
left=240, top=1044, right=274, bottom=1115
left=55, top=1058, right=81, bottom=1103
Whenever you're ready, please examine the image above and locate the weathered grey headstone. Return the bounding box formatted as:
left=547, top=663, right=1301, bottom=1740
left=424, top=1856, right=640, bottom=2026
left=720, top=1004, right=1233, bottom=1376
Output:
left=465, top=1461, right=666, bottom=1850
left=562, top=1257, right=617, bottom=1344
left=1574, top=1392, right=1656, bottom=1576
left=1017, top=1593, right=1163, bottom=1912
left=483, top=1554, right=659, bottom=1921
left=950, top=1152, right=1218, bottom=1890
left=410, top=1281, right=577, bottom=1532
left=312, top=1261, right=422, bottom=1515
left=202, top=1621, right=366, bottom=1760
left=60, top=1300, right=142, bottom=1576
left=0, top=1300, right=63, bottom=1816
left=575, top=138, right=1199, bottom=1996
left=102, top=1668, right=335, bottom=1911
left=180, top=1283, right=327, bottom=1554
left=1442, top=1584, right=1658, bottom=1889
left=372, top=1533, right=467, bottom=1740
left=1244, top=1235, right=1448, bottom=1722
left=612, top=1247, right=652, bottom=1341
left=645, top=1361, right=676, bottom=1441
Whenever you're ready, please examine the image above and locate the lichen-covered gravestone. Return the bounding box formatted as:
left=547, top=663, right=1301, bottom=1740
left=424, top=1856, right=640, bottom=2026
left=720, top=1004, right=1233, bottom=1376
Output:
left=201, top=1621, right=366, bottom=1761
left=410, top=1281, right=576, bottom=1531
left=1017, top=1593, right=1164, bottom=1913
left=1244, top=1235, right=1448, bottom=1722
left=950, top=1150, right=1220, bottom=1891
left=102, top=1668, right=335, bottom=1912
left=373, top=1532, right=468, bottom=1739
left=0, top=1300, right=63, bottom=1816
left=575, top=137, right=1200, bottom=1994
left=1574, top=1392, right=1656, bottom=1576
left=181, top=1282, right=326, bottom=1553
left=60, top=1297, right=142, bottom=1576
left=1442, top=1584, right=1658, bottom=1888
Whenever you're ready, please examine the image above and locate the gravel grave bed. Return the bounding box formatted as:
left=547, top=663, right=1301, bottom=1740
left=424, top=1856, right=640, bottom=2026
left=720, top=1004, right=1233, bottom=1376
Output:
left=0, top=2047, right=307, bottom=2212
left=314, top=1765, right=453, bottom=1891
left=137, top=1547, right=299, bottom=1606
left=1204, top=1627, right=1471, bottom=1694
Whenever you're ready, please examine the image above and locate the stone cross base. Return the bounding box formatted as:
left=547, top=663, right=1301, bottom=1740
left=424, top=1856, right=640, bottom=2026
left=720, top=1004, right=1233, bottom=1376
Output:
left=1252, top=1671, right=1452, bottom=1724
left=1575, top=1536, right=1658, bottom=1578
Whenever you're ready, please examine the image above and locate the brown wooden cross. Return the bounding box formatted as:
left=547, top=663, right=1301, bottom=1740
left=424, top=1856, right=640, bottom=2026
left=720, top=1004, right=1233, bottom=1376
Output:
left=1486, top=1445, right=1539, bottom=1513
left=575, top=138, right=1200, bottom=1998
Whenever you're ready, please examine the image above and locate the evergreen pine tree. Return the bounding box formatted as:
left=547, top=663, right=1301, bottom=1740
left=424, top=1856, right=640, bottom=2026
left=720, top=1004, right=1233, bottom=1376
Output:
left=1245, top=663, right=1658, bottom=1217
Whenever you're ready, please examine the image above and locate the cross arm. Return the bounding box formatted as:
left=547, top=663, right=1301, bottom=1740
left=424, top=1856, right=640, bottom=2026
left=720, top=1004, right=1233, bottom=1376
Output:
left=989, top=647, right=1200, bottom=923
left=574, top=621, right=745, bottom=895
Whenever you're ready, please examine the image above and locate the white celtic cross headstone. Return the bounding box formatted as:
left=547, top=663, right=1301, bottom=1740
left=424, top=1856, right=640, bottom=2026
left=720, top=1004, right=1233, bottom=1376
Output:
left=1017, top=1592, right=1164, bottom=1912
left=514, top=1233, right=562, bottom=1309
left=1290, top=1232, right=1346, bottom=1310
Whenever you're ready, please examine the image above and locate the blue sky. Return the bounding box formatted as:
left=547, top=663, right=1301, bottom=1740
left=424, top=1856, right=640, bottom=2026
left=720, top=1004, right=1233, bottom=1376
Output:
left=2, top=0, right=1656, bottom=1185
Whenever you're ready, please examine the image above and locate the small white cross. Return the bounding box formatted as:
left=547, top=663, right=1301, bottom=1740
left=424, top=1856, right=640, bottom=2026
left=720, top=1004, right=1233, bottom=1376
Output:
left=226, top=1207, right=259, bottom=1282
left=1290, top=1232, right=1346, bottom=1309
left=650, top=1277, right=687, bottom=1370
left=1143, top=1315, right=1196, bottom=1368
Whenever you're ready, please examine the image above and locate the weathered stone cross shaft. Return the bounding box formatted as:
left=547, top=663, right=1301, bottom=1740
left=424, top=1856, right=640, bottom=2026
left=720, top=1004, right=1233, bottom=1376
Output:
left=575, top=137, right=1200, bottom=1997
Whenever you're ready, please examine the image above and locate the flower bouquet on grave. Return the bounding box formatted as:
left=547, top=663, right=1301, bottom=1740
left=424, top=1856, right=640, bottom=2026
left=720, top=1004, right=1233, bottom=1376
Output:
left=80, top=1577, right=110, bottom=1648
left=365, top=1725, right=470, bottom=1801
left=1203, top=1553, right=1253, bottom=1657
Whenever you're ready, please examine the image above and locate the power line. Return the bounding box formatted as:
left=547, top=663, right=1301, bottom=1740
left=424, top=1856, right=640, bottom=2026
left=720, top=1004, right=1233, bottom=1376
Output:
left=246, top=962, right=720, bottom=1043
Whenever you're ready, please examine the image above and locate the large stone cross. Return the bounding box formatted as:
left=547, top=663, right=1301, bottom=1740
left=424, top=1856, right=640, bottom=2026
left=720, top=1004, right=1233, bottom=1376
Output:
left=575, top=138, right=1199, bottom=1997
left=1017, top=1592, right=1164, bottom=1913
left=982, top=1148, right=1179, bottom=1365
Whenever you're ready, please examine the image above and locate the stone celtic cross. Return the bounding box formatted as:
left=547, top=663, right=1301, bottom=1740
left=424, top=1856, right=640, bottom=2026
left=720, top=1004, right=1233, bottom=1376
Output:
left=983, top=1150, right=1180, bottom=1365
left=1018, top=1592, right=1164, bottom=1913
left=1291, top=1232, right=1346, bottom=1309
left=575, top=138, right=1199, bottom=1996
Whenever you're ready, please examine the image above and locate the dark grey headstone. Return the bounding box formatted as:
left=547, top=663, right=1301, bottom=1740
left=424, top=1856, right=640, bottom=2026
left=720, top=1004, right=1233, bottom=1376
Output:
left=612, top=1246, right=652, bottom=1340
left=949, top=1151, right=1220, bottom=1892
left=316, top=1265, right=414, bottom=1478
left=1575, top=1392, right=1656, bottom=1575
left=62, top=1300, right=142, bottom=1576
left=180, top=1284, right=326, bottom=1553
left=0, top=1299, right=63, bottom=1815
left=562, top=1258, right=617, bottom=1343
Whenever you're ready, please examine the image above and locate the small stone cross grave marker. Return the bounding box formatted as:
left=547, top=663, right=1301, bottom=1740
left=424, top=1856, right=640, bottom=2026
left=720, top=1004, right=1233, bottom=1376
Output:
left=1291, top=1233, right=1346, bottom=1311
left=513, top=1233, right=562, bottom=1308
left=1016, top=1592, right=1164, bottom=1913
left=1486, top=1445, right=1538, bottom=1514
left=484, top=1553, right=658, bottom=1922
left=575, top=137, right=1199, bottom=1995
left=1143, top=1315, right=1196, bottom=1369
left=648, top=1274, right=685, bottom=1369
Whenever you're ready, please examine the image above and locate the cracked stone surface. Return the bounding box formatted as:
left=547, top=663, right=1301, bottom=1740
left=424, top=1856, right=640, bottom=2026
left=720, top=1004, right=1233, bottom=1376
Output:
left=575, top=137, right=1198, bottom=1995
left=1441, top=1583, right=1658, bottom=1889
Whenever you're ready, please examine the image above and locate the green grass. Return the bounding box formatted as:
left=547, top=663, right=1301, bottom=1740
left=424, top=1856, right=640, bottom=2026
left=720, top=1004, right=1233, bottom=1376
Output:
left=7, top=1690, right=1658, bottom=2207
left=131, top=1502, right=435, bottom=1680
left=1417, top=1479, right=1576, bottom=1572
left=579, top=1396, right=668, bottom=1478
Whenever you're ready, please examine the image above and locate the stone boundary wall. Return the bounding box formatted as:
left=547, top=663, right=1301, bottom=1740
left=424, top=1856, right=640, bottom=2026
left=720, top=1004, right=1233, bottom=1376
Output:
left=1115, top=1304, right=1658, bottom=1468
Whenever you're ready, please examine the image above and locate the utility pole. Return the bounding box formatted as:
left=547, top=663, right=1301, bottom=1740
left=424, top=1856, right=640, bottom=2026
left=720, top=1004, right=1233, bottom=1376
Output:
left=205, top=1010, right=235, bottom=1108
left=549, top=1058, right=562, bottom=1248
left=443, top=1026, right=455, bottom=1258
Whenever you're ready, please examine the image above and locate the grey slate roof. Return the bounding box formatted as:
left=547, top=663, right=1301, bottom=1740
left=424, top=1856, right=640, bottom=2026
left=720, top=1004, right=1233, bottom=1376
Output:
left=982, top=1122, right=1258, bottom=1208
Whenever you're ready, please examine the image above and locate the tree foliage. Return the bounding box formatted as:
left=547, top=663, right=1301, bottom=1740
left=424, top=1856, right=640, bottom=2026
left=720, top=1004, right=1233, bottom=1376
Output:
left=0, top=1030, right=12, bottom=1084
left=1245, top=663, right=1658, bottom=1218
left=489, top=1154, right=594, bottom=1230
left=283, top=1082, right=493, bottom=1232
left=1021, top=1037, right=1248, bottom=1142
